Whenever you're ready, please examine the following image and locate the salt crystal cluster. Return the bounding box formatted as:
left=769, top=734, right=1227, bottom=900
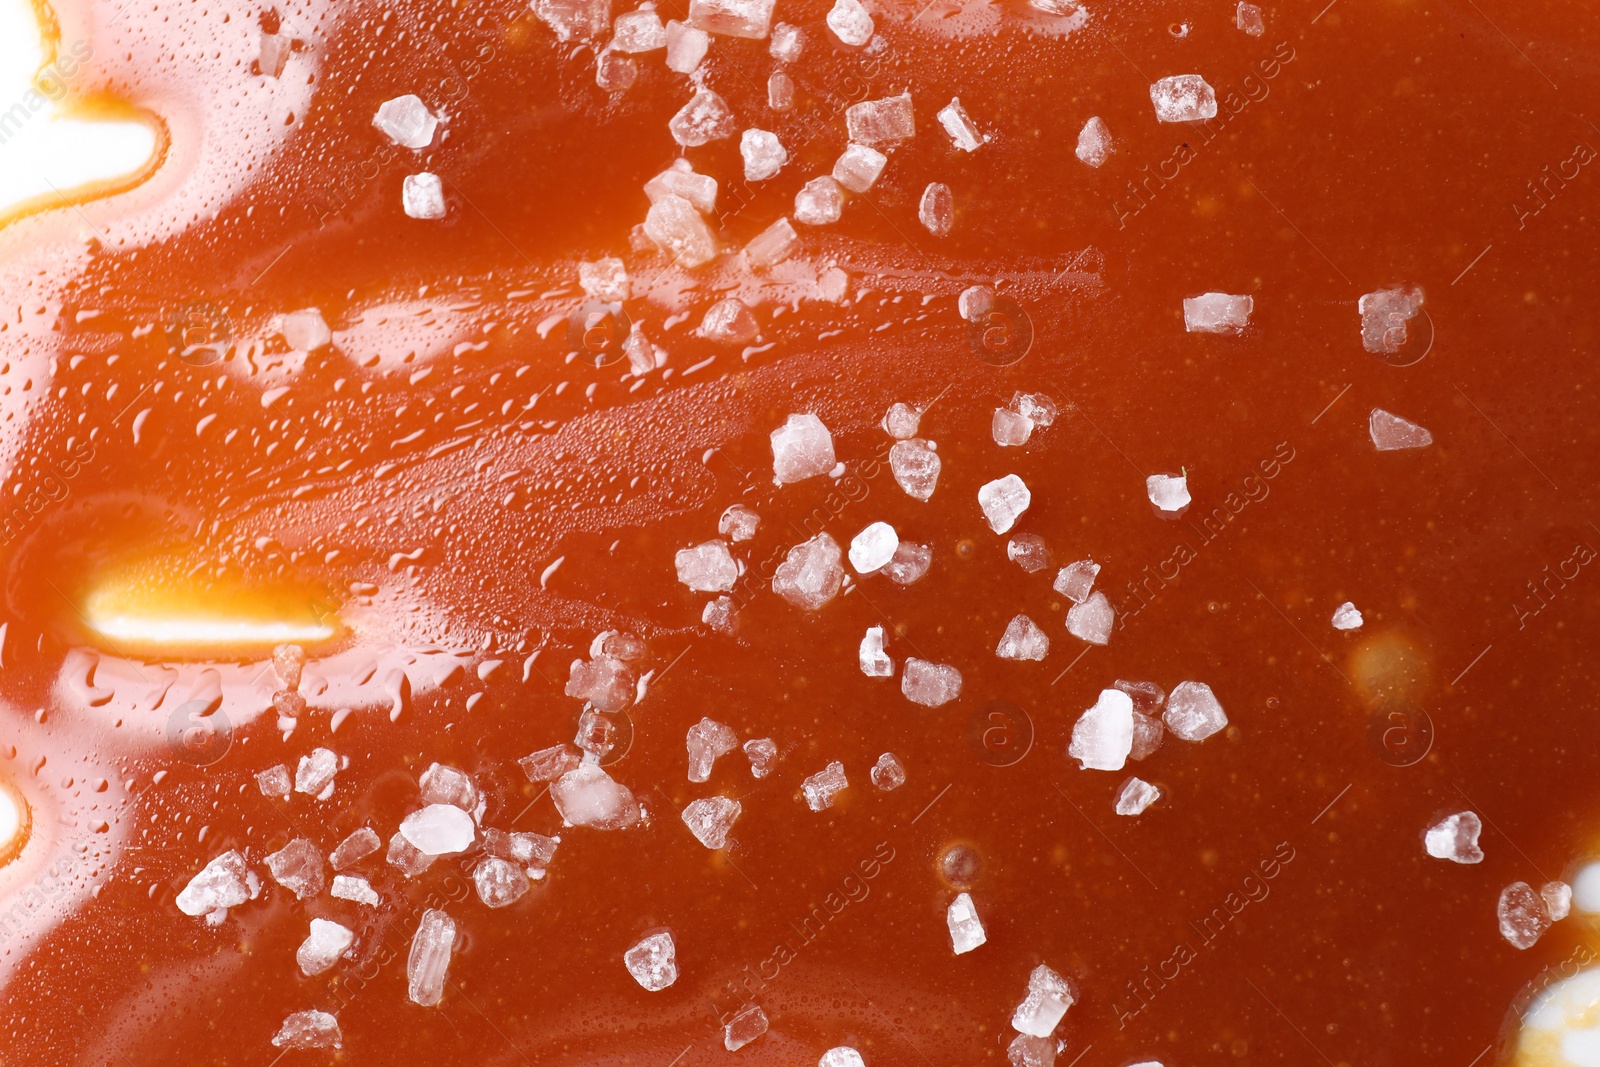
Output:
left=826, top=0, right=874, bottom=45
left=1116, top=777, right=1161, bottom=815
left=1163, top=681, right=1228, bottom=741
left=860, top=625, right=893, bottom=677
left=1076, top=116, right=1112, bottom=167
left=848, top=93, right=915, bottom=145
left=996, top=615, right=1049, bottom=661
left=1331, top=601, right=1364, bottom=631
left=373, top=94, right=439, bottom=149
left=1069, top=689, right=1135, bottom=770
left=1359, top=286, right=1425, bottom=354
left=687, top=717, right=740, bottom=782
left=795, top=176, right=844, bottom=225
left=403, top=173, right=447, bottom=220
left=532, top=0, right=611, bottom=39
left=902, top=658, right=962, bottom=707
left=871, top=752, right=906, bottom=790
left=683, top=796, right=742, bottom=848
left=771, top=413, right=836, bottom=484
left=992, top=393, right=1057, bottom=446
left=1183, top=293, right=1253, bottom=334
left=1146, top=473, right=1190, bottom=513
left=833, top=143, right=887, bottom=193
left=1424, top=811, right=1484, bottom=864
left=773, top=533, right=846, bottom=610
left=1369, top=408, right=1433, bottom=451
left=1066, top=591, right=1114, bottom=645
left=947, top=892, right=986, bottom=954
left=850, top=521, right=900, bottom=573
left=625, top=930, right=679, bottom=990
left=676, top=540, right=739, bottom=592
left=890, top=439, right=941, bottom=500
left=937, top=97, right=985, bottom=151
left=1012, top=963, right=1074, bottom=1036
left=802, top=761, right=849, bottom=811
left=645, top=159, right=718, bottom=212
left=408, top=909, right=457, bottom=1006
left=978, top=474, right=1031, bottom=533
left=1054, top=559, right=1099, bottom=602
left=1150, top=75, right=1218, bottom=122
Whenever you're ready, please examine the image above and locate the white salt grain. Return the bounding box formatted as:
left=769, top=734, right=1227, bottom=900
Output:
left=1150, top=75, right=1218, bottom=122
left=801, top=761, right=849, bottom=811
left=1146, top=473, right=1190, bottom=513
left=860, top=625, right=893, bottom=677
left=401, top=804, right=477, bottom=856
left=1115, top=777, right=1161, bottom=815
left=871, top=752, right=906, bottom=790
left=890, top=438, right=941, bottom=500
left=848, top=92, right=915, bottom=145
left=1332, top=601, right=1364, bottom=631
left=826, top=0, right=874, bottom=45
left=1011, top=963, right=1074, bottom=1036
left=1360, top=286, right=1425, bottom=354
left=978, top=474, right=1031, bottom=533
left=833, top=143, right=888, bottom=193
left=373, top=94, right=439, bottom=149
left=613, top=8, right=667, bottom=50
left=298, top=918, right=354, bottom=976
left=920, top=182, right=954, bottom=237
left=1424, top=811, right=1484, bottom=864
left=772, top=533, right=846, bottom=610
left=688, top=0, right=775, bottom=37
left=850, top=521, right=900, bottom=573
left=669, top=88, right=737, bottom=146
left=686, top=717, right=740, bottom=782
left=996, top=615, right=1050, bottom=661
left=676, top=540, right=739, bottom=592
left=408, top=909, right=457, bottom=1005
left=1076, top=116, right=1112, bottom=167
left=1053, top=559, right=1099, bottom=603
left=741, top=128, right=788, bottom=181
left=795, top=176, right=844, bottom=225
left=771, top=413, right=836, bottom=484
left=1163, top=681, right=1228, bottom=741
left=1069, top=689, right=1135, bottom=771
left=625, top=930, right=679, bottom=990
left=1369, top=408, right=1433, bottom=451
left=1066, top=590, right=1114, bottom=645
left=664, top=19, right=710, bottom=71
left=947, top=892, right=986, bottom=954
left=682, top=796, right=742, bottom=848
left=902, top=658, right=962, bottom=707
left=936, top=97, right=985, bottom=151
left=403, top=173, right=446, bottom=220
left=1183, top=292, right=1253, bottom=334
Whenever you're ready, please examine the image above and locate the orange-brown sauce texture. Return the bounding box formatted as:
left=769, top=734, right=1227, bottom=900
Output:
left=1, top=0, right=1599, bottom=1063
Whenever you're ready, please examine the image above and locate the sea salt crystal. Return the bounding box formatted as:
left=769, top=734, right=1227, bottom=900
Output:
left=298, top=918, right=354, bottom=976
left=802, top=761, right=849, bottom=811
left=595, top=50, right=637, bottom=90
left=645, top=194, right=719, bottom=268
left=1129, top=712, right=1165, bottom=760
left=408, top=909, right=457, bottom=1006
left=683, top=796, right=742, bottom=848
left=1543, top=881, right=1573, bottom=922
left=860, top=625, right=893, bottom=677
left=1164, top=681, right=1228, bottom=741
left=937, top=97, right=985, bottom=151
left=626, top=931, right=679, bottom=990
left=725, top=1004, right=770, bottom=1051
left=850, top=521, right=900, bottom=573
left=567, top=654, right=635, bottom=713
left=272, top=1011, right=342, bottom=1050
left=664, top=19, right=710, bottom=71
left=978, top=474, right=1031, bottom=533
left=256, top=764, right=291, bottom=797
left=373, top=94, right=439, bottom=149
left=741, top=128, right=788, bottom=181
left=259, top=31, right=291, bottom=77
left=996, top=615, right=1050, bottom=661
left=331, top=827, right=381, bottom=869
left=773, top=533, right=846, bottom=609
left=687, top=717, right=740, bottom=782
left=265, top=839, right=325, bottom=899
left=613, top=8, right=667, bottom=50
left=993, top=407, right=1035, bottom=447
left=959, top=285, right=994, bottom=322
left=848, top=93, right=915, bottom=145
left=1369, top=408, right=1433, bottom=451
left=1116, top=777, right=1161, bottom=815
left=769, top=71, right=794, bottom=111
left=532, top=0, right=611, bottom=39
left=704, top=596, right=739, bottom=631
left=890, top=438, right=941, bottom=500
left=1076, top=116, right=1112, bottom=167
left=280, top=310, right=330, bottom=352
left=1008, top=1035, right=1057, bottom=1067
left=820, top=1049, right=866, bottom=1067
left=295, top=747, right=338, bottom=799
left=795, top=176, right=844, bottom=226
left=770, top=21, right=803, bottom=60
left=1012, top=963, right=1074, bottom=1036
left=387, top=831, right=435, bottom=878
left=1069, top=689, right=1135, bottom=771
left=883, top=402, right=921, bottom=438
left=1359, top=286, right=1425, bottom=353
left=575, top=708, right=615, bottom=761
left=579, top=257, right=631, bottom=303
left=1236, top=1, right=1264, bottom=35
left=1053, top=559, right=1099, bottom=603
left=902, top=658, right=962, bottom=707
left=1065, top=590, right=1114, bottom=645
left=688, top=0, right=775, bottom=37
left=745, top=737, right=778, bottom=778
left=833, top=143, right=888, bottom=193
left=920, top=183, right=954, bottom=237
left=485, top=828, right=559, bottom=871
left=871, top=752, right=906, bottom=790
left=883, top=541, right=932, bottom=584
left=676, top=540, right=739, bottom=592
left=332, top=873, right=380, bottom=905
left=1183, top=293, right=1253, bottom=334
left=746, top=216, right=798, bottom=268
left=1150, top=75, right=1218, bottom=122
left=1147, top=473, right=1190, bottom=513
left=401, top=804, right=477, bottom=856
left=473, top=856, right=530, bottom=908
left=176, top=850, right=253, bottom=917
left=1499, top=881, right=1552, bottom=950
left=551, top=762, right=641, bottom=829
left=1008, top=534, right=1052, bottom=573
left=948, top=892, right=986, bottom=954
left=670, top=88, right=737, bottom=146
left=420, top=763, right=480, bottom=813
left=771, top=413, right=836, bottom=484
left=645, top=161, right=718, bottom=213
left=1332, top=601, right=1364, bottom=630
left=272, top=642, right=306, bottom=689
left=1116, top=679, right=1166, bottom=715
left=403, top=173, right=447, bottom=220
left=826, top=0, right=874, bottom=45
left=620, top=322, right=660, bottom=373
left=720, top=504, right=760, bottom=541
left=1424, top=811, right=1483, bottom=864
left=521, top=743, right=582, bottom=782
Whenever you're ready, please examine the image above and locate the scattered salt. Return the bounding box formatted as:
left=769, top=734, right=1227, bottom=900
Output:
left=720, top=504, right=760, bottom=541
left=664, top=19, right=710, bottom=71
left=795, top=176, right=844, bottom=225
left=769, top=70, right=795, bottom=111
left=1236, top=1, right=1264, bottom=35
left=820, top=1049, right=866, bottom=1067
left=265, top=839, right=325, bottom=899
left=959, top=285, right=994, bottom=322
left=848, top=93, right=915, bottom=145
left=1008, top=534, right=1052, bottom=573
left=256, top=764, right=291, bottom=797
left=520, top=743, right=582, bottom=782
left=947, top=892, right=986, bottom=954
left=833, top=143, right=888, bottom=193
left=1544, top=881, right=1573, bottom=922
left=551, top=762, right=641, bottom=829
left=273, top=1011, right=342, bottom=1050
left=936, top=97, right=985, bottom=151
left=802, top=761, right=849, bottom=811
left=1359, top=286, right=1425, bottom=354
left=1053, top=559, right=1099, bottom=603
left=1129, top=711, right=1165, bottom=760
left=920, top=182, right=954, bottom=237
left=644, top=160, right=718, bottom=213
left=579, top=257, right=631, bottom=303
left=298, top=918, right=354, bottom=976
left=771, top=413, right=836, bottom=484
left=1076, top=116, right=1112, bottom=167
left=644, top=194, right=718, bottom=268
left=1369, top=408, right=1433, bottom=451
left=1008, top=1035, right=1057, bottom=1067
left=373, top=94, right=439, bottom=149
left=419, top=763, right=480, bottom=813
left=531, top=0, right=611, bottom=39
left=902, top=658, right=962, bottom=707
left=1163, top=681, right=1228, bottom=741
left=741, top=128, right=788, bottom=181
left=850, top=521, right=900, bottom=573
left=871, top=752, right=906, bottom=790
left=1069, top=688, right=1135, bottom=771
left=280, top=310, right=330, bottom=353
left=725, top=1004, right=770, bottom=1051
left=1012, top=963, right=1074, bottom=1036
left=1424, top=811, right=1484, bottom=864
left=1146, top=473, right=1190, bottom=513
left=700, top=297, right=759, bottom=345
left=978, top=474, right=1031, bottom=533
left=1499, top=881, right=1552, bottom=950
left=1116, top=777, right=1161, bottom=815
left=1331, top=601, right=1364, bottom=631
left=770, top=21, right=803, bottom=61
left=408, top=909, right=457, bottom=1006
left=670, top=88, right=737, bottom=146
left=176, top=850, right=254, bottom=918
left=687, top=717, right=740, bottom=782
left=883, top=541, right=932, bottom=584
left=890, top=438, right=941, bottom=500
left=295, top=747, right=338, bottom=799
left=826, top=0, right=874, bottom=45
left=387, top=831, right=436, bottom=878
left=401, top=804, right=477, bottom=856
left=474, top=856, right=531, bottom=907
left=688, top=0, right=775, bottom=38
left=772, top=533, right=846, bottom=610
left=676, top=540, right=739, bottom=592
left=683, top=796, right=742, bottom=848
left=625, top=930, right=679, bottom=990
left=331, top=873, right=380, bottom=905
left=1066, top=590, right=1114, bottom=645
left=996, top=615, right=1050, bottom=661
left=331, top=827, right=381, bottom=869
left=860, top=625, right=893, bottom=677
left=1150, top=75, right=1218, bottom=122
left=567, top=653, right=636, bottom=713
left=613, top=8, right=666, bottom=50
left=402, top=173, right=446, bottom=220
left=1183, top=293, right=1252, bottom=334
left=883, top=402, right=921, bottom=438
left=745, top=737, right=778, bottom=778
